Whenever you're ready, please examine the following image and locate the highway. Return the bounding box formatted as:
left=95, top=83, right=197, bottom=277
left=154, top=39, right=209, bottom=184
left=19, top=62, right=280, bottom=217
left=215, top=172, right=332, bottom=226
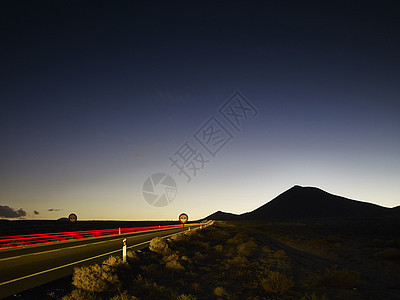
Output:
left=0, top=226, right=191, bottom=299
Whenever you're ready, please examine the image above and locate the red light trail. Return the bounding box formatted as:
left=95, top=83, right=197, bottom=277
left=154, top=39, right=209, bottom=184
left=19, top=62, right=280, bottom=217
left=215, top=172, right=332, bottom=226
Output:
left=0, top=221, right=211, bottom=249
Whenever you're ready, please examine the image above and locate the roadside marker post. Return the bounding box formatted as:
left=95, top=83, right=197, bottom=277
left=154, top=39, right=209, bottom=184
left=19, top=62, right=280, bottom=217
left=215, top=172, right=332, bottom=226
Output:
left=122, top=238, right=127, bottom=262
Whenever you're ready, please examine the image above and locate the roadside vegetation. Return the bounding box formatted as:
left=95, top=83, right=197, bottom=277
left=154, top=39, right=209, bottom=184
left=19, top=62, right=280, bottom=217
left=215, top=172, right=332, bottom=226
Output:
left=54, top=222, right=378, bottom=299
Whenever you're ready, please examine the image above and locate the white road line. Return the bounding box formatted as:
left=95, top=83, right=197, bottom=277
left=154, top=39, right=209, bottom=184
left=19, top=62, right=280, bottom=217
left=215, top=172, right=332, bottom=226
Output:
left=91, top=241, right=108, bottom=245
left=0, top=230, right=187, bottom=286
left=67, top=244, right=88, bottom=249
left=32, top=249, right=62, bottom=255
left=0, top=255, right=22, bottom=261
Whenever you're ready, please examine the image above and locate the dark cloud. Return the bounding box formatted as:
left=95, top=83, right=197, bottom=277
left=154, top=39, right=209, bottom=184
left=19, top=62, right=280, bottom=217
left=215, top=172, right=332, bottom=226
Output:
left=34, top=210, right=39, bottom=215
left=48, top=208, right=61, bottom=212
left=0, top=206, right=27, bottom=218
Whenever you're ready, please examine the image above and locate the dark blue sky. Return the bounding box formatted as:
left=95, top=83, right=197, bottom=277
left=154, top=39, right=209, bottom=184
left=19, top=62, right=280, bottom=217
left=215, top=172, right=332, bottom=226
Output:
left=1, top=1, right=399, bottom=220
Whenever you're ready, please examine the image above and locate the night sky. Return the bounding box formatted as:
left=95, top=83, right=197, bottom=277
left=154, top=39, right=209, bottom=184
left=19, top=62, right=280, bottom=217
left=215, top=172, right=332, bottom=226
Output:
left=1, top=1, right=399, bottom=220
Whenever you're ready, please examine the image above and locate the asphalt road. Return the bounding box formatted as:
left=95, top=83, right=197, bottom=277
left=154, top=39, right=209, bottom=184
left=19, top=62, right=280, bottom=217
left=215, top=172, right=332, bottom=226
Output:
left=0, top=226, right=189, bottom=299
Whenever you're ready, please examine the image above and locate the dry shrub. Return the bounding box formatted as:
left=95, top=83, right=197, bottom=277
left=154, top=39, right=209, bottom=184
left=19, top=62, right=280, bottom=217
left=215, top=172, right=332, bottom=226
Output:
left=192, top=240, right=210, bottom=249
left=260, top=271, right=294, bottom=293
left=163, top=253, right=180, bottom=263
left=134, top=274, right=169, bottom=297
left=110, top=291, right=138, bottom=300
left=149, top=237, right=171, bottom=255
left=61, top=289, right=98, bottom=300
left=140, top=263, right=161, bottom=274
left=126, top=250, right=138, bottom=261
left=214, top=244, right=223, bottom=253
left=193, top=251, right=205, bottom=262
left=103, top=256, right=127, bottom=269
left=166, top=259, right=185, bottom=271
left=192, top=282, right=201, bottom=292
left=273, top=249, right=286, bottom=258
left=317, top=269, right=360, bottom=289
left=181, top=255, right=190, bottom=262
left=227, top=233, right=247, bottom=245
left=262, top=245, right=273, bottom=253
left=161, top=252, right=185, bottom=271
left=237, top=239, right=258, bottom=257
left=227, top=255, right=250, bottom=268
left=72, top=258, right=122, bottom=293
left=300, top=292, right=329, bottom=300
left=374, top=248, right=400, bottom=259
left=214, top=286, right=228, bottom=297
left=170, top=233, right=184, bottom=242
left=177, top=294, right=197, bottom=300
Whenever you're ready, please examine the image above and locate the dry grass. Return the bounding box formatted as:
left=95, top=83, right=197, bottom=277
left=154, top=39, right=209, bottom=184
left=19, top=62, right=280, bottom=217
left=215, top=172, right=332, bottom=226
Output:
left=109, top=291, right=138, bottom=300
left=300, top=292, right=329, bottom=300
left=176, top=294, right=197, bottom=300
left=213, top=286, right=228, bottom=298
left=260, top=271, right=294, bottom=293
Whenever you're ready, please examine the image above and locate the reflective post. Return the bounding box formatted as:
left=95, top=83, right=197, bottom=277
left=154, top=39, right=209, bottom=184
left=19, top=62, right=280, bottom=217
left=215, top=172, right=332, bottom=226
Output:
left=122, top=238, right=127, bottom=262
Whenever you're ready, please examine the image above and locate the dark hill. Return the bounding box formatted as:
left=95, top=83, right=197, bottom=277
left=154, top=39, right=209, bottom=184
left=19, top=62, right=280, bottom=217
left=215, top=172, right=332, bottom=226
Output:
left=206, top=211, right=239, bottom=221
left=207, top=185, right=394, bottom=221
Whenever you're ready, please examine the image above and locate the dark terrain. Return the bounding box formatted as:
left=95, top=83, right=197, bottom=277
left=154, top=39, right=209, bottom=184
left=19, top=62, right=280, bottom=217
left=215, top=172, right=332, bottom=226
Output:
left=207, top=185, right=399, bottom=220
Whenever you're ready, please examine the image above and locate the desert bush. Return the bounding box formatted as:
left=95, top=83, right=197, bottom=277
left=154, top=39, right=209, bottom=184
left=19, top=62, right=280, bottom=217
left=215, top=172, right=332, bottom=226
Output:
left=61, top=289, right=98, bottom=300
left=326, top=235, right=343, bottom=243
left=193, top=251, right=205, bottom=262
left=227, top=232, right=247, bottom=245
left=134, top=274, right=169, bottom=297
left=109, top=291, right=138, bottom=300
left=163, top=253, right=180, bottom=263
left=170, top=232, right=185, bottom=242
left=103, top=256, right=127, bottom=269
left=300, top=292, right=329, bottom=300
left=227, top=255, right=250, bottom=268
left=161, top=252, right=185, bottom=271
left=192, top=282, right=201, bottom=292
left=166, top=259, right=185, bottom=271
left=273, top=249, right=286, bottom=258
left=140, top=263, right=161, bottom=275
left=191, top=240, right=210, bottom=249
left=214, top=244, right=223, bottom=253
left=374, top=248, right=400, bottom=259
left=260, top=271, right=294, bottom=293
left=262, top=245, right=273, bottom=253
left=72, top=262, right=121, bottom=292
left=177, top=294, right=197, bottom=300
left=149, top=237, right=170, bottom=255
left=214, top=286, right=228, bottom=297
left=209, top=229, right=231, bottom=243
left=126, top=250, right=138, bottom=261
left=237, top=239, right=258, bottom=257
left=317, top=269, right=360, bottom=289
